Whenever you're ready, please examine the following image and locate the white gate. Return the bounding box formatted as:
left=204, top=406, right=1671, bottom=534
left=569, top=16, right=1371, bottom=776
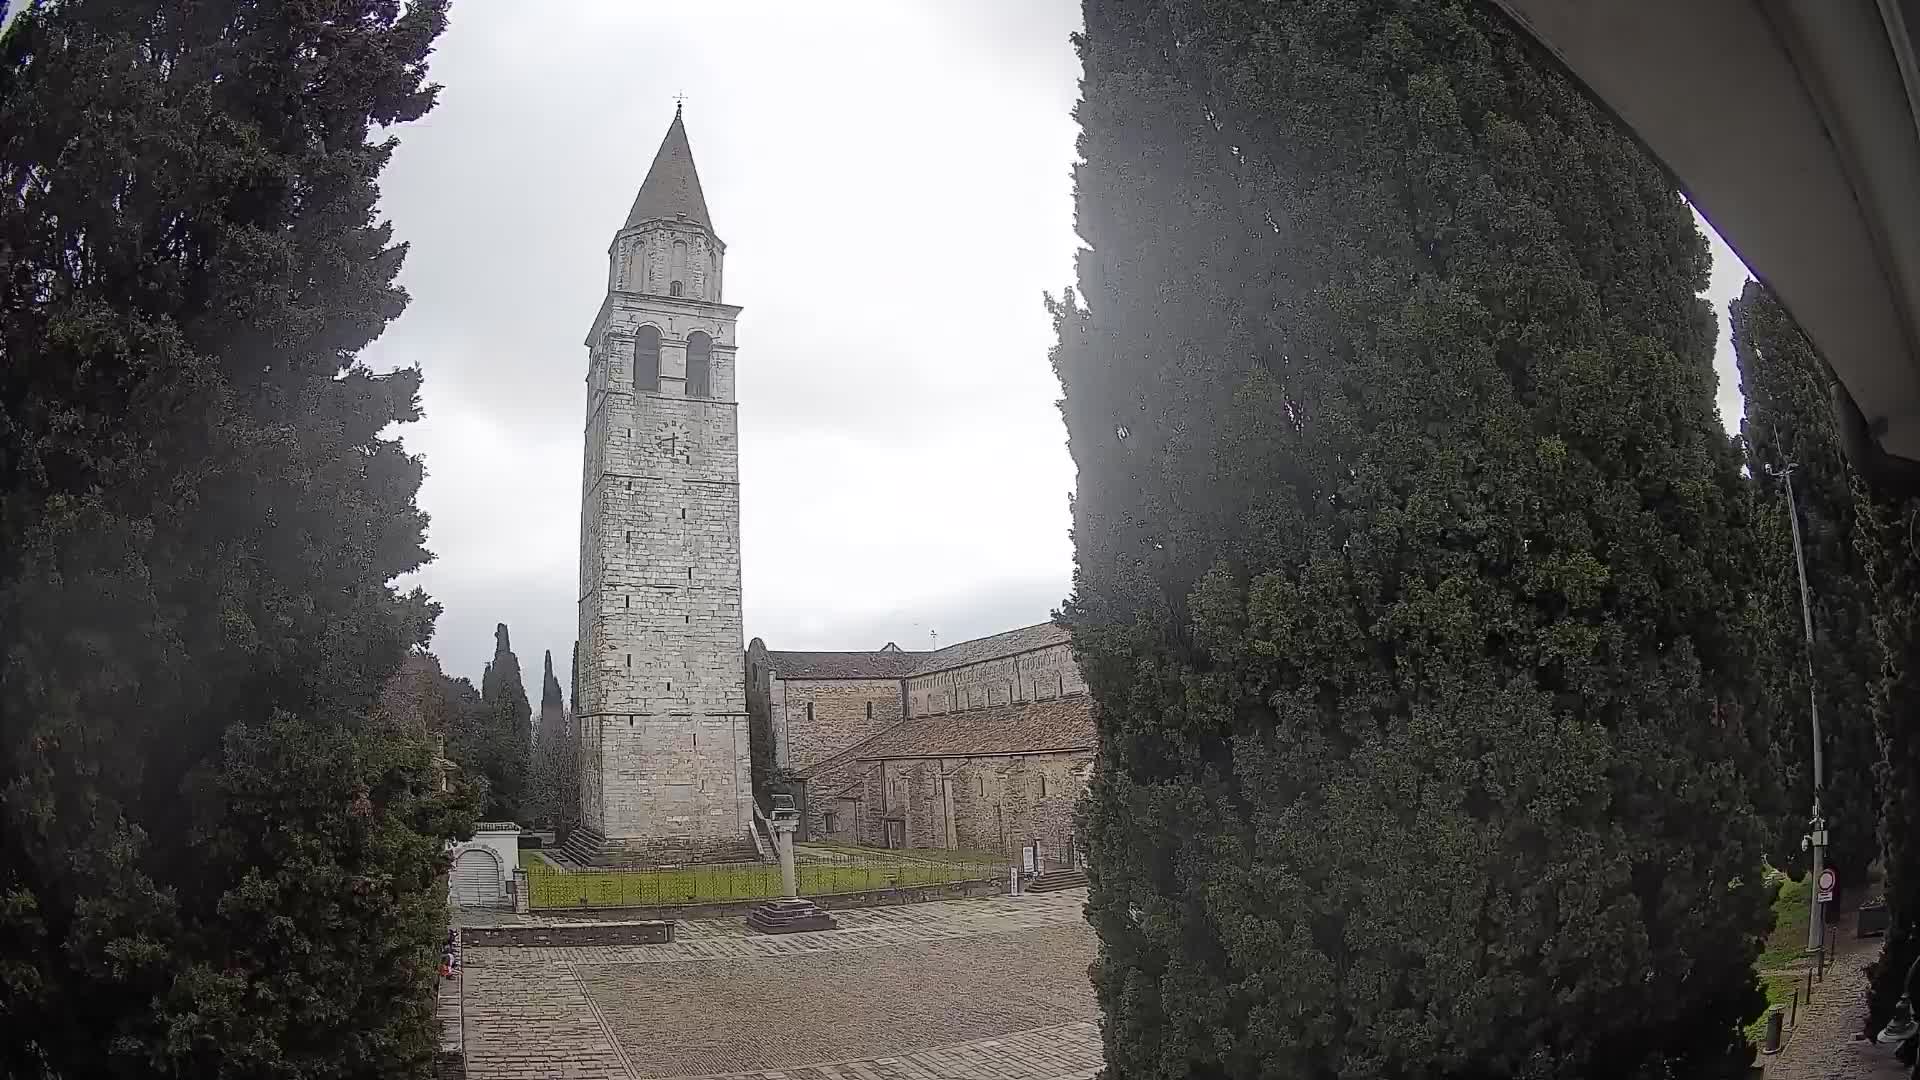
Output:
left=450, top=847, right=504, bottom=908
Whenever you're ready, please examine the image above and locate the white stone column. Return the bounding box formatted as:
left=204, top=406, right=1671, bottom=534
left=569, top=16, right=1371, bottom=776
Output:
left=773, top=818, right=798, bottom=898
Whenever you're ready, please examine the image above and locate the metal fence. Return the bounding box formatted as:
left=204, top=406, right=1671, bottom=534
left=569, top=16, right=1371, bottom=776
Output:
left=523, top=844, right=1007, bottom=911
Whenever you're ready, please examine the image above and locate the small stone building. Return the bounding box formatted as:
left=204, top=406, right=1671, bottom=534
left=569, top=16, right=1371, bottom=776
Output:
left=745, top=624, right=1093, bottom=866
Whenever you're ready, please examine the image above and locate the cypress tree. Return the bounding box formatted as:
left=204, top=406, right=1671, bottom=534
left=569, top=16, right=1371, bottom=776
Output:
left=476, top=622, right=532, bottom=821
left=540, top=649, right=566, bottom=746
left=1730, top=280, right=1882, bottom=890
left=0, top=1, right=460, bottom=1074
left=1056, top=2, right=1772, bottom=1076
left=1858, top=482, right=1920, bottom=1032
left=527, top=649, right=577, bottom=832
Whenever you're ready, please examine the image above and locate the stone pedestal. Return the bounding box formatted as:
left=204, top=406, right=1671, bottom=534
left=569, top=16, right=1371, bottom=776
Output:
left=747, top=812, right=837, bottom=934
left=747, top=896, right=838, bottom=934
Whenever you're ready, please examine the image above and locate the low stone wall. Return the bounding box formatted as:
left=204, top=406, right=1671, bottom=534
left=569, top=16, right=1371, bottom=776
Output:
left=461, top=920, right=675, bottom=947
left=537, top=875, right=1006, bottom=923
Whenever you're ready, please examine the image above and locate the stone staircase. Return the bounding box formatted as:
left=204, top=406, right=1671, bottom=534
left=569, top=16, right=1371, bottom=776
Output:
left=558, top=827, right=761, bottom=868
left=1025, top=867, right=1088, bottom=893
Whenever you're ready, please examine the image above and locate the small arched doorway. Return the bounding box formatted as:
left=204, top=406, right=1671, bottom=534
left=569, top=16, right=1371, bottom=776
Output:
left=449, top=846, right=505, bottom=908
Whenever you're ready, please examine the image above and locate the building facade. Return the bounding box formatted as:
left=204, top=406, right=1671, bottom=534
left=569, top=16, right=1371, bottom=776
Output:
left=572, top=109, right=754, bottom=864
left=746, top=624, right=1093, bottom=867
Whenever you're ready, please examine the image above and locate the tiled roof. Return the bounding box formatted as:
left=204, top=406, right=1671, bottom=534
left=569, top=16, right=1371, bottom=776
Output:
left=851, top=696, right=1094, bottom=761
left=798, top=747, right=868, bottom=796
left=765, top=650, right=926, bottom=681
left=908, top=622, right=1071, bottom=677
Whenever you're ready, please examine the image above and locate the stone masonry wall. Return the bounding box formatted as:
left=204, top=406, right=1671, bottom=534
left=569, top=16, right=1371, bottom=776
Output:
left=576, top=231, right=749, bottom=845
left=855, top=752, right=1089, bottom=863
left=613, top=219, right=722, bottom=304
left=950, top=754, right=1086, bottom=865
left=770, top=677, right=904, bottom=771
left=904, top=642, right=1086, bottom=718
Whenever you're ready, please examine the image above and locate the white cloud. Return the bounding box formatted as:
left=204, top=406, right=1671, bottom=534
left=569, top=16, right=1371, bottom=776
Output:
left=361, top=2, right=1751, bottom=683
left=366, top=1, right=1084, bottom=681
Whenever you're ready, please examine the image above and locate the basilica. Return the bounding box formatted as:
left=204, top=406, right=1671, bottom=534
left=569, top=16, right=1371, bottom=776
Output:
left=569, top=111, right=1091, bottom=868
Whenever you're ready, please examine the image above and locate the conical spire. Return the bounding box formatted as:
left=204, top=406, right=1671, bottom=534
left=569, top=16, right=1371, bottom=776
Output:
left=624, top=107, right=712, bottom=231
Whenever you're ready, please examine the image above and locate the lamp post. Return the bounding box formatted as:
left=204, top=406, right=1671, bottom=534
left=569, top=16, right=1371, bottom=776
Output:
left=1778, top=461, right=1829, bottom=957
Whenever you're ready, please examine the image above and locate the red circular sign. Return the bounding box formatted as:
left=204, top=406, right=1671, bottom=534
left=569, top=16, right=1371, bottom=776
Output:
left=1818, top=868, right=1837, bottom=891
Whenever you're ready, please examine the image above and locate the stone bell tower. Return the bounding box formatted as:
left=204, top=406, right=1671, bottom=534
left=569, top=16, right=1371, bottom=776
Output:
left=570, top=106, right=753, bottom=865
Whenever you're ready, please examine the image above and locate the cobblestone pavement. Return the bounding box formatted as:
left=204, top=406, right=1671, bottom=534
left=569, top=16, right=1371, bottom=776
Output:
left=479, top=891, right=1089, bottom=964
left=453, top=890, right=1082, bottom=937
left=677, top=1020, right=1101, bottom=1080
left=455, top=890, right=1099, bottom=1080
left=1763, top=921, right=1906, bottom=1080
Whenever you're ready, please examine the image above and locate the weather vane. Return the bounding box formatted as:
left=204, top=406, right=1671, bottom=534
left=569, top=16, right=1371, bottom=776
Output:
left=673, top=92, right=687, bottom=115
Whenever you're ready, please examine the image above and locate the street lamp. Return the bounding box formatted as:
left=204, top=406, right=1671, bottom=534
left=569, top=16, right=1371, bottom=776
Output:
left=1772, top=458, right=1829, bottom=957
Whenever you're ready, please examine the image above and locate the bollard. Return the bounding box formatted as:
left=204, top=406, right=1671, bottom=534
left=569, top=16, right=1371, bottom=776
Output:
left=1761, top=1006, right=1784, bottom=1054
left=1789, top=987, right=1798, bottom=1028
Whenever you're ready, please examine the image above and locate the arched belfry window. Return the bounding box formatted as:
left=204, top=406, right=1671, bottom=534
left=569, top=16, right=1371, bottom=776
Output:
left=635, top=325, right=661, bottom=393
left=670, top=280, right=684, bottom=297
left=686, top=331, right=712, bottom=399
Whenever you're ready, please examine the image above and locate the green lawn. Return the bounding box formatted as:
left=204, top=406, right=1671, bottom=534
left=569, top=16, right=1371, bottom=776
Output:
left=521, top=848, right=1000, bottom=910
left=1740, top=870, right=1814, bottom=1047
left=1744, top=971, right=1800, bottom=1044
left=800, top=842, right=1009, bottom=867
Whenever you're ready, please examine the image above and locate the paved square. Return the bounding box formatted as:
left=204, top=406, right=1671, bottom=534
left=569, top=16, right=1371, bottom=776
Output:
left=454, top=891, right=1102, bottom=1080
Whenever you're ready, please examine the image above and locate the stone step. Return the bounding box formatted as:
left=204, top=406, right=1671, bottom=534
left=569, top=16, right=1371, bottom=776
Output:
left=553, top=828, right=761, bottom=869
left=558, top=827, right=608, bottom=868
left=746, top=897, right=839, bottom=934
left=1026, top=868, right=1088, bottom=893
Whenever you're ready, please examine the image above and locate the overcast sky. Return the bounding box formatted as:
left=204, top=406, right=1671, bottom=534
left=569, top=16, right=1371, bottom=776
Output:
left=359, top=1, right=1751, bottom=686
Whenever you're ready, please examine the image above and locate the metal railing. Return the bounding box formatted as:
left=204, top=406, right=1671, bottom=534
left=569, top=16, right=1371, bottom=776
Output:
left=523, top=845, right=1006, bottom=910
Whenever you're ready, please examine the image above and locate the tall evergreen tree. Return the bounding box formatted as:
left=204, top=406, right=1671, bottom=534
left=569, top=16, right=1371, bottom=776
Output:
left=1731, top=280, right=1882, bottom=889
left=1056, top=2, right=1773, bottom=1077
left=0, top=1, right=461, bottom=1075
left=475, top=622, right=531, bottom=821
left=539, top=649, right=566, bottom=746
left=526, top=649, right=577, bottom=832
left=1862, top=495, right=1920, bottom=1038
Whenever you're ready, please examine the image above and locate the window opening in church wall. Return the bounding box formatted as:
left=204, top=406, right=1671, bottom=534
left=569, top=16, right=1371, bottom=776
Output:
left=686, top=331, right=712, bottom=398
left=635, top=325, right=661, bottom=392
